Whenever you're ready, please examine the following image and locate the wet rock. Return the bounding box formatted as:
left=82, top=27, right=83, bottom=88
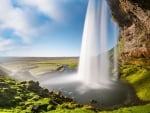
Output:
left=107, top=0, right=150, bottom=65
left=47, top=105, right=56, bottom=111
left=0, top=74, right=75, bottom=111
left=0, top=82, right=9, bottom=87
left=31, top=105, right=40, bottom=113
left=62, top=102, right=80, bottom=109
left=55, top=91, right=61, bottom=96
left=83, top=105, right=95, bottom=110
left=90, top=99, right=97, bottom=104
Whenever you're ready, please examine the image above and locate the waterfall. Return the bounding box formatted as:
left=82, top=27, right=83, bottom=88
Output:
left=40, top=0, right=129, bottom=107
left=78, top=0, right=111, bottom=85
left=113, top=23, right=119, bottom=79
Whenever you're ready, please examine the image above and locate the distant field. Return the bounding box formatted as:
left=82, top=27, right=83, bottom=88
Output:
left=0, top=57, right=79, bottom=76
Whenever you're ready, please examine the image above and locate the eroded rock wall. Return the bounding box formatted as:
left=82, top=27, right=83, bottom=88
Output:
left=107, top=0, right=150, bottom=65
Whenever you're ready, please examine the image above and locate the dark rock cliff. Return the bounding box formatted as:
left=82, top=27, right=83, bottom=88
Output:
left=107, top=0, right=150, bottom=65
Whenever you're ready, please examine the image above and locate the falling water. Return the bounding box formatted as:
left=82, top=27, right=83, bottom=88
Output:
left=113, top=24, right=119, bottom=79
left=78, top=0, right=110, bottom=85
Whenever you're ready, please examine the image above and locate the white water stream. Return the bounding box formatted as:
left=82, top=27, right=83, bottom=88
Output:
left=78, top=0, right=111, bottom=85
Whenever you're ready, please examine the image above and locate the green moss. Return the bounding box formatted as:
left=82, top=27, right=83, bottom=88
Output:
left=99, top=104, right=150, bottom=113
left=61, top=102, right=80, bottom=109
left=121, top=65, right=141, bottom=77
left=48, top=108, right=95, bottom=113
left=35, top=98, right=50, bottom=105
left=69, top=63, right=78, bottom=70
left=32, top=95, right=40, bottom=101
left=118, top=37, right=124, bottom=54
left=2, top=104, right=149, bottom=113
left=121, top=65, right=150, bottom=101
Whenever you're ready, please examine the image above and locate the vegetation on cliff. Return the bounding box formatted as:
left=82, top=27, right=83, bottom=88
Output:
left=0, top=74, right=94, bottom=113
left=120, top=65, right=150, bottom=101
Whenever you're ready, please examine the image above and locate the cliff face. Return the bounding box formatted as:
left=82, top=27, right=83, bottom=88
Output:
left=107, top=0, right=150, bottom=65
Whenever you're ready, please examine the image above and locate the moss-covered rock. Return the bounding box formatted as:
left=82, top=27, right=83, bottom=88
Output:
left=0, top=74, right=76, bottom=112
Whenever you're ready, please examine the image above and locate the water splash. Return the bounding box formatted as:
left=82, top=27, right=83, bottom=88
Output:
left=78, top=0, right=110, bottom=85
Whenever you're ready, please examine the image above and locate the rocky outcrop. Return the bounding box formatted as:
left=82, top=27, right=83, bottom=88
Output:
left=107, top=0, right=150, bottom=65
left=0, top=74, right=73, bottom=110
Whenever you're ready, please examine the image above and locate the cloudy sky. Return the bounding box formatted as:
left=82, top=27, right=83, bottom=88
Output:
left=0, top=0, right=118, bottom=57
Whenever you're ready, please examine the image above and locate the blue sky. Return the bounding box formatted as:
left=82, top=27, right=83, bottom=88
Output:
left=0, top=0, right=118, bottom=57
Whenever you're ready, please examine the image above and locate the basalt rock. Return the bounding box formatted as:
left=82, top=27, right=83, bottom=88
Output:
left=107, top=0, right=150, bottom=65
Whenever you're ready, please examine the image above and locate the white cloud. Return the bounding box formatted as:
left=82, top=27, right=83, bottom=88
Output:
left=0, top=0, right=85, bottom=57
left=0, top=0, right=37, bottom=43
left=0, top=0, right=67, bottom=44
left=5, top=47, right=78, bottom=57
left=0, top=37, right=14, bottom=51
left=17, top=0, right=66, bottom=23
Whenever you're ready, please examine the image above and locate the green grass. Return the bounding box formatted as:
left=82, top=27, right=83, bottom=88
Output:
left=99, top=104, right=150, bottom=113
left=48, top=108, right=95, bottom=113
left=0, top=73, right=96, bottom=113
left=30, top=63, right=58, bottom=75
left=0, top=104, right=150, bottom=113
left=0, top=107, right=95, bottom=113
left=1, top=58, right=78, bottom=76
left=121, top=65, right=150, bottom=101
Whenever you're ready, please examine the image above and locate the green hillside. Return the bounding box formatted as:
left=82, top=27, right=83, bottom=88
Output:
left=0, top=58, right=150, bottom=113
left=0, top=74, right=94, bottom=113
left=120, top=65, right=150, bottom=101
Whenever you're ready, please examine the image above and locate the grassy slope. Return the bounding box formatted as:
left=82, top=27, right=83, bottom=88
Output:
left=120, top=65, right=150, bottom=101
left=98, top=64, right=150, bottom=113
left=0, top=108, right=94, bottom=113
left=0, top=74, right=94, bottom=113
left=100, top=104, right=150, bottom=113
